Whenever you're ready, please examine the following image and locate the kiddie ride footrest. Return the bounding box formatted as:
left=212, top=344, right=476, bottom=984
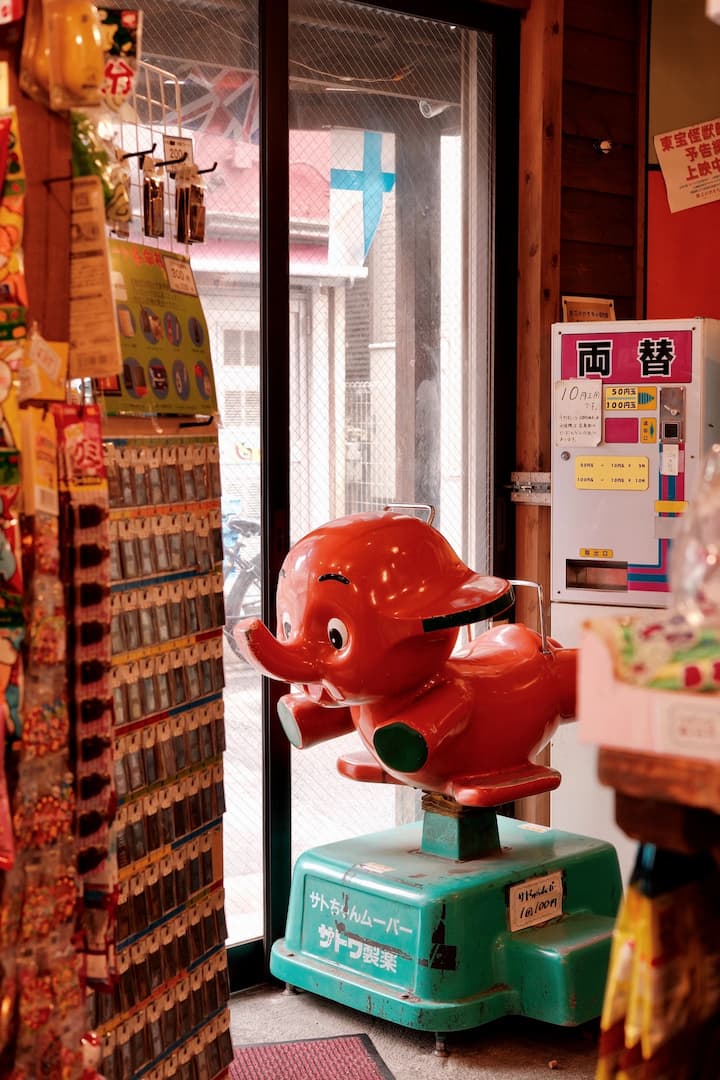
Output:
left=270, top=804, right=622, bottom=1034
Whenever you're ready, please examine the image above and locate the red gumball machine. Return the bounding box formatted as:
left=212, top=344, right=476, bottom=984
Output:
left=235, top=508, right=621, bottom=1051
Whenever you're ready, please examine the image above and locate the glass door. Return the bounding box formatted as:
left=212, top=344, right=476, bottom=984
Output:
left=137, top=0, right=519, bottom=989
left=285, top=0, right=519, bottom=866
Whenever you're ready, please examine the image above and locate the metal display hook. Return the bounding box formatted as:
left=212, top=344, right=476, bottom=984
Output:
left=122, top=142, right=157, bottom=164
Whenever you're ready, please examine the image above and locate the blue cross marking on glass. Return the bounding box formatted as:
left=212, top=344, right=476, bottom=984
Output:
left=330, top=131, right=395, bottom=258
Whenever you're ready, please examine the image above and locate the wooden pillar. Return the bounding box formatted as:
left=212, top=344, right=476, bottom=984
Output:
left=395, top=128, right=442, bottom=509
left=514, top=0, right=563, bottom=824
left=634, top=0, right=649, bottom=319
left=2, top=36, right=71, bottom=341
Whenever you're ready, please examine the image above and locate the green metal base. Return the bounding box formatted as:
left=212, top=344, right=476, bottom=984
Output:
left=270, top=814, right=622, bottom=1033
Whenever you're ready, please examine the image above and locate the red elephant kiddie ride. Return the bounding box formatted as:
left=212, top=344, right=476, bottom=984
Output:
left=234, top=509, right=621, bottom=1050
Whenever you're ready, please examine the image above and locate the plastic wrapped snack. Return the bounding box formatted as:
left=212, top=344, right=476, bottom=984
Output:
left=587, top=443, right=720, bottom=691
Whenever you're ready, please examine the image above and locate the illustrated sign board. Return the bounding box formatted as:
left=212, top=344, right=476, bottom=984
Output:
left=96, top=240, right=217, bottom=417
left=654, top=116, right=720, bottom=214
left=551, top=319, right=720, bottom=607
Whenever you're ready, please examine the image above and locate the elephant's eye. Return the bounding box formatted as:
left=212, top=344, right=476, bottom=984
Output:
left=281, top=614, right=292, bottom=639
left=327, top=618, right=348, bottom=650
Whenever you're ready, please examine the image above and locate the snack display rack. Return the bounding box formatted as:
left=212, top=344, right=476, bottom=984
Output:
left=0, top=24, right=232, bottom=1080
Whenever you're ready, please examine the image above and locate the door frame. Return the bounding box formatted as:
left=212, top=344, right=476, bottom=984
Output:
left=228, top=0, right=521, bottom=991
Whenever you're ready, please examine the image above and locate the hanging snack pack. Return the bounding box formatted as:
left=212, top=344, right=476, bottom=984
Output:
left=18, top=0, right=51, bottom=107
left=19, top=325, right=68, bottom=405
left=175, top=163, right=206, bottom=245
left=141, top=155, right=165, bottom=238
left=0, top=449, right=25, bottom=733
left=55, top=404, right=117, bottom=988
left=0, top=0, right=23, bottom=23
left=44, top=0, right=105, bottom=111
left=0, top=734, right=12, bottom=869
left=97, top=7, right=143, bottom=112
left=0, top=108, right=28, bottom=315
left=71, top=110, right=131, bottom=234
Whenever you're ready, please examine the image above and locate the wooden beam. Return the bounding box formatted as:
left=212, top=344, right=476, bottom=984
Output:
left=514, top=0, right=564, bottom=826
left=515, top=0, right=563, bottom=615
left=634, top=0, right=648, bottom=317
left=394, top=130, right=441, bottom=504
left=599, top=747, right=720, bottom=816
left=614, top=792, right=719, bottom=856
left=6, top=46, right=71, bottom=342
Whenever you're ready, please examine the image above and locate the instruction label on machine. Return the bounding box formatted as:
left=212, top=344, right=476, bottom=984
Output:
left=508, top=871, right=564, bottom=931
left=575, top=455, right=650, bottom=490
left=604, top=385, right=657, bottom=410
left=554, top=380, right=602, bottom=446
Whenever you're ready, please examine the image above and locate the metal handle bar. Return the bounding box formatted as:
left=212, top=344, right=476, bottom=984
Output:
left=383, top=502, right=436, bottom=525
left=508, top=579, right=550, bottom=653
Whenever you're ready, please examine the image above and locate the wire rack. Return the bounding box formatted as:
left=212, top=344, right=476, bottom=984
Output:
left=112, top=59, right=189, bottom=251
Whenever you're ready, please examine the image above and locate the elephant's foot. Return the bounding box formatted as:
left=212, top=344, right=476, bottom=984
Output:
left=337, top=750, right=403, bottom=785
left=450, top=762, right=562, bottom=807
left=373, top=721, right=428, bottom=772
left=277, top=695, right=354, bottom=749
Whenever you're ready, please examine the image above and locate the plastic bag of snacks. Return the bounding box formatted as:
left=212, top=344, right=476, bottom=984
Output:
left=597, top=845, right=720, bottom=1080
left=589, top=443, right=720, bottom=690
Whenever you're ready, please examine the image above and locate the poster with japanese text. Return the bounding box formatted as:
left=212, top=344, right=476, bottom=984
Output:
left=654, top=117, right=720, bottom=213
left=97, top=240, right=217, bottom=417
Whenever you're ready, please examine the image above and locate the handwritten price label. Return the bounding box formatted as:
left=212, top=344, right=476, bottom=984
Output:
left=163, top=255, right=197, bottom=297
left=508, top=870, right=564, bottom=931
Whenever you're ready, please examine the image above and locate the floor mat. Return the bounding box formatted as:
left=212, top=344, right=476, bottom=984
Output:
left=229, top=1033, right=396, bottom=1080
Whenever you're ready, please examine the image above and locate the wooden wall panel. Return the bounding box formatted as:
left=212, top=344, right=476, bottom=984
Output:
left=561, top=188, right=635, bottom=247
left=563, top=82, right=637, bottom=144
left=563, top=28, right=637, bottom=93
left=559, top=239, right=635, bottom=298
left=19, top=101, right=71, bottom=342
left=563, top=0, right=638, bottom=40
left=559, top=1, right=646, bottom=319
left=561, top=136, right=636, bottom=196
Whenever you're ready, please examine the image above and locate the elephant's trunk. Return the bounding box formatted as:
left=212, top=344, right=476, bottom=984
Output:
left=232, top=617, right=320, bottom=684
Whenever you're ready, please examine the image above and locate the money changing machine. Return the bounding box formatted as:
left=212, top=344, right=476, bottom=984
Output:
left=550, top=318, right=720, bottom=867
left=551, top=318, right=720, bottom=613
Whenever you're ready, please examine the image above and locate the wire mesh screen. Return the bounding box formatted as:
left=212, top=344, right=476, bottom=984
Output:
left=286, top=2, right=494, bottom=554
left=287, top=2, right=496, bottom=857
left=131, top=0, right=497, bottom=946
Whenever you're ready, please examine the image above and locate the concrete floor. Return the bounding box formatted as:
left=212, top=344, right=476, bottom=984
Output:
left=229, top=983, right=601, bottom=1079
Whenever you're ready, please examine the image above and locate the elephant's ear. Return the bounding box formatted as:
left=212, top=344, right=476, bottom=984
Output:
left=420, top=583, right=515, bottom=633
